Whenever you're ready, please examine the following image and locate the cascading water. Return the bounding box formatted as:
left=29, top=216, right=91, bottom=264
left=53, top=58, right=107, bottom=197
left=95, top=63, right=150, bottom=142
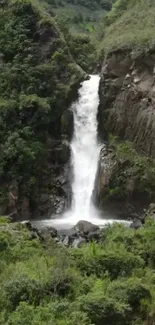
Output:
left=69, top=75, right=101, bottom=222
left=33, top=75, right=131, bottom=229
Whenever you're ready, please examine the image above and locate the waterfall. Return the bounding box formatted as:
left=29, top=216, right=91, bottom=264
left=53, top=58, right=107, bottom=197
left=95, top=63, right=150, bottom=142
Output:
left=32, top=75, right=131, bottom=229
left=69, top=75, right=101, bottom=221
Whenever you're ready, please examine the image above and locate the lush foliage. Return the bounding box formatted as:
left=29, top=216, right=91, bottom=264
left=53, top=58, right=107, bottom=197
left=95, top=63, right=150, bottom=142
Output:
left=56, top=17, right=96, bottom=72
left=103, top=136, right=155, bottom=202
left=48, top=0, right=115, bottom=39
left=0, top=0, right=84, bottom=207
left=101, top=0, right=155, bottom=55
left=1, top=219, right=155, bottom=324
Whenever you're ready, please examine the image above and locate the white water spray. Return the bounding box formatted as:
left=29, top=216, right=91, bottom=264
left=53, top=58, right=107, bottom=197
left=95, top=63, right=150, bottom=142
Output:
left=52, top=74, right=130, bottom=227
left=69, top=75, right=101, bottom=222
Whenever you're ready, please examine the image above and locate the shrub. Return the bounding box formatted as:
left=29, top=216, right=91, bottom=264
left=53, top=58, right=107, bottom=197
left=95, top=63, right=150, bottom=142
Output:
left=74, top=243, right=144, bottom=279
left=79, top=292, right=130, bottom=325
left=4, top=275, right=43, bottom=310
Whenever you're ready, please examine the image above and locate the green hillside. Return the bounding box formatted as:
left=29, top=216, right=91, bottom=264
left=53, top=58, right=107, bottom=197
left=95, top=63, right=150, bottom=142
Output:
left=101, top=0, right=155, bottom=56
left=46, top=0, right=115, bottom=39
left=0, top=0, right=84, bottom=208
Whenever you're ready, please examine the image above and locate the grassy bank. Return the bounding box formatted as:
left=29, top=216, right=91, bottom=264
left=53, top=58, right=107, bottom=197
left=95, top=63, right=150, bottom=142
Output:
left=101, top=0, right=155, bottom=56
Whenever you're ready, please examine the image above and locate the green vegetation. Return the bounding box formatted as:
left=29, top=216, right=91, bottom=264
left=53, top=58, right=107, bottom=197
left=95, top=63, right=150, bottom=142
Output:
left=0, top=0, right=84, bottom=207
left=1, top=219, right=155, bottom=324
left=47, top=0, right=115, bottom=39
left=1, top=0, right=155, bottom=323
left=56, top=17, right=96, bottom=71
left=101, top=0, right=155, bottom=56
left=68, top=34, right=96, bottom=72
left=104, top=136, right=155, bottom=202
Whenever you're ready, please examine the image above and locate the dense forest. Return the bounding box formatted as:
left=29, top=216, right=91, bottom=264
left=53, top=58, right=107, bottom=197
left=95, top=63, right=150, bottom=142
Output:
left=1, top=0, right=155, bottom=324
left=47, top=0, right=115, bottom=38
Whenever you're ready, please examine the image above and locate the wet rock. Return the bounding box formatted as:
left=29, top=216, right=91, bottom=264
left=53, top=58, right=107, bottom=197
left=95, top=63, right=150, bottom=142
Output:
left=47, top=139, right=70, bottom=165
left=130, top=219, right=143, bottom=229
left=74, top=220, right=99, bottom=234
left=54, top=197, right=66, bottom=214
left=20, top=197, right=30, bottom=219
left=8, top=211, right=18, bottom=221
left=21, top=220, right=32, bottom=231
left=40, top=194, right=49, bottom=205
left=37, top=226, right=57, bottom=240
left=72, top=237, right=86, bottom=248
left=63, top=236, right=70, bottom=246
left=49, top=227, right=57, bottom=238
left=61, top=109, right=73, bottom=141
left=58, top=227, right=77, bottom=237
left=87, top=230, right=101, bottom=241
left=123, top=74, right=133, bottom=86
left=94, top=146, right=117, bottom=206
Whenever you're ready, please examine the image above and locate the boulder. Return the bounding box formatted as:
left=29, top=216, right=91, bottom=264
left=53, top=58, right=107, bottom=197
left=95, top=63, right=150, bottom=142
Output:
left=130, top=219, right=143, bottom=229
left=58, top=227, right=77, bottom=237
left=21, top=220, right=32, bottom=230
left=37, top=226, right=57, bottom=240
left=74, top=220, right=99, bottom=234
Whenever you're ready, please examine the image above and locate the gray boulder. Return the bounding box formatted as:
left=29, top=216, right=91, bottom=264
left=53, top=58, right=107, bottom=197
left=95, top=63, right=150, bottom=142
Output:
left=130, top=219, right=143, bottom=229
left=74, top=220, right=99, bottom=234
left=36, top=226, right=57, bottom=240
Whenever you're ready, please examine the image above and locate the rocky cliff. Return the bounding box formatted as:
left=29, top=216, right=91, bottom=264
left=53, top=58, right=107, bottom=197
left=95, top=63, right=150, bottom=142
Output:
left=96, top=50, right=155, bottom=218
left=98, top=50, right=155, bottom=158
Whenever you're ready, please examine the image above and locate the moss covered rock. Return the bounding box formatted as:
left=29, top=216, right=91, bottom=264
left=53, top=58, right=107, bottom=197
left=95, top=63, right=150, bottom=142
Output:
left=96, top=139, right=155, bottom=219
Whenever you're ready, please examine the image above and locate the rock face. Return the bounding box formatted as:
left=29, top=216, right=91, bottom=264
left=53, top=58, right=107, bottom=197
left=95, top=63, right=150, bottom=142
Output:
left=30, top=138, right=72, bottom=219
left=94, top=145, right=146, bottom=219
left=0, top=138, right=72, bottom=220
left=95, top=146, right=117, bottom=205
left=98, top=50, right=155, bottom=158
left=96, top=50, right=155, bottom=217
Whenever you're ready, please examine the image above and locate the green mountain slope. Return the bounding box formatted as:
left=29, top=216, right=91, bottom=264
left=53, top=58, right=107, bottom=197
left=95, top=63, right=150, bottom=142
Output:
left=46, top=0, right=115, bottom=39
left=102, top=0, right=155, bottom=55
left=0, top=0, right=84, bottom=210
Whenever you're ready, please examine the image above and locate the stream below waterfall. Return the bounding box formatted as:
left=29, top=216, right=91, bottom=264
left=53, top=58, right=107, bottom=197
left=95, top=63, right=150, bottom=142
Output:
left=33, top=75, right=130, bottom=229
